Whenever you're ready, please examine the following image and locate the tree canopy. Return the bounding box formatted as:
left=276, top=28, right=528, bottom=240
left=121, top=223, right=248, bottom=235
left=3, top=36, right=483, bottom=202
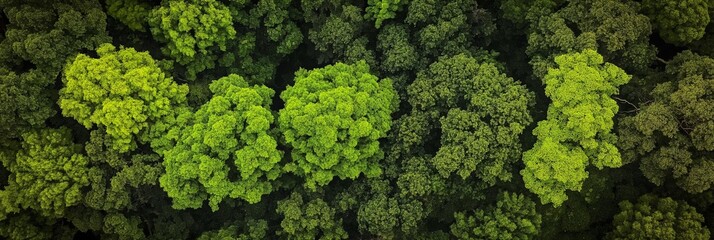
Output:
left=160, top=74, right=282, bottom=210
left=59, top=43, right=188, bottom=153
left=2, top=0, right=714, bottom=239
left=521, top=49, right=630, bottom=206
left=279, top=61, right=397, bottom=190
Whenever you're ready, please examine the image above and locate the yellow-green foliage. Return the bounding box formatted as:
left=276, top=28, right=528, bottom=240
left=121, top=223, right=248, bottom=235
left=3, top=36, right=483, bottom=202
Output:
left=279, top=61, right=398, bottom=190
left=160, top=74, right=282, bottom=210
left=366, top=0, right=407, bottom=28
left=0, top=128, right=89, bottom=219
left=521, top=49, right=630, bottom=206
left=59, top=43, right=188, bottom=153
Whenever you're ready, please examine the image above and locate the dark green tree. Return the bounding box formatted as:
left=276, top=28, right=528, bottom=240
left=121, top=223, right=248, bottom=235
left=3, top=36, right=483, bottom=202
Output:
left=148, top=0, right=235, bottom=80
left=522, top=0, right=655, bottom=77
left=405, top=53, right=534, bottom=183
left=608, top=194, right=710, bottom=240
left=642, top=0, right=711, bottom=45
left=451, top=192, right=541, bottom=240
left=0, top=0, right=110, bottom=142
left=619, top=51, right=714, bottom=193
left=276, top=192, right=348, bottom=239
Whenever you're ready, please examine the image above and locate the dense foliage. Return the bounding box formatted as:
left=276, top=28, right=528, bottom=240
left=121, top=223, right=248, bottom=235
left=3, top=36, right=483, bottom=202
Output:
left=0, top=0, right=713, bottom=239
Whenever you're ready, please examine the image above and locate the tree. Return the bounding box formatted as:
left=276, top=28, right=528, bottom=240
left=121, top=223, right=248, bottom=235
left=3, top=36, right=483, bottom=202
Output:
left=618, top=51, right=714, bottom=193
left=642, top=0, right=710, bottom=45
left=276, top=192, right=348, bottom=239
left=308, top=5, right=376, bottom=66
left=372, top=0, right=498, bottom=103
left=0, top=212, right=76, bottom=240
left=365, top=0, right=408, bottom=28
left=59, top=43, right=188, bottom=153
left=83, top=130, right=162, bottom=213
left=357, top=192, right=426, bottom=239
left=346, top=53, right=531, bottom=239
left=558, top=0, right=655, bottom=73
left=148, top=0, right=236, bottom=80
left=106, top=0, right=153, bottom=32
left=342, top=157, right=445, bottom=239
left=521, top=50, right=630, bottom=206
left=451, top=192, right=541, bottom=240
left=524, top=0, right=655, bottom=77
left=405, top=54, right=534, bottom=183
left=608, top=194, right=710, bottom=240
left=0, top=127, right=89, bottom=219
left=0, top=0, right=110, bottom=70
left=160, top=74, right=282, bottom=210
left=57, top=129, right=166, bottom=240
left=229, top=0, right=303, bottom=56
left=404, top=0, right=494, bottom=58
left=279, top=61, right=398, bottom=190
left=197, top=219, right=268, bottom=240
left=225, top=0, right=304, bottom=83
left=0, top=0, right=110, bottom=141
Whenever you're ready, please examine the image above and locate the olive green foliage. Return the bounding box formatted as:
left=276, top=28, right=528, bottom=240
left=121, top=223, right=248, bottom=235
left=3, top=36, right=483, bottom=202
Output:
left=59, top=43, right=189, bottom=153
left=71, top=130, right=164, bottom=238
left=160, top=74, right=282, bottom=210
left=106, top=0, right=152, bottom=32
left=226, top=0, right=304, bottom=83
left=148, top=0, right=236, bottom=80
left=608, top=194, right=710, bottom=240
left=0, top=128, right=89, bottom=219
left=375, top=0, right=497, bottom=103
left=308, top=4, right=375, bottom=65
left=276, top=193, right=348, bottom=239
left=403, top=0, right=494, bottom=58
left=558, top=0, right=655, bottom=73
left=404, top=54, right=534, bottom=183
left=279, top=61, right=397, bottom=189
left=451, top=192, right=541, bottom=240
left=0, top=213, right=76, bottom=240
left=619, top=51, right=714, bottom=193
left=82, top=129, right=162, bottom=211
left=347, top=31, right=529, bottom=238
left=642, top=0, right=711, bottom=45
left=197, top=219, right=268, bottom=240
left=351, top=173, right=441, bottom=239
left=521, top=50, right=630, bottom=206
left=0, top=0, right=110, bottom=69
left=231, top=0, right=304, bottom=55
left=524, top=0, right=655, bottom=76
left=0, top=0, right=110, bottom=140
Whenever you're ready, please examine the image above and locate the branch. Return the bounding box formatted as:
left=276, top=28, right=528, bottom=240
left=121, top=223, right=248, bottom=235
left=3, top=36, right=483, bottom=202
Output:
left=656, top=57, right=668, bottom=64
left=613, top=96, right=639, bottom=112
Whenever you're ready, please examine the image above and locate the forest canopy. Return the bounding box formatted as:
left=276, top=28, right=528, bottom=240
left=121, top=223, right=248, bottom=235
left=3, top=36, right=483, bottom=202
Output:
left=0, top=0, right=713, bottom=239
